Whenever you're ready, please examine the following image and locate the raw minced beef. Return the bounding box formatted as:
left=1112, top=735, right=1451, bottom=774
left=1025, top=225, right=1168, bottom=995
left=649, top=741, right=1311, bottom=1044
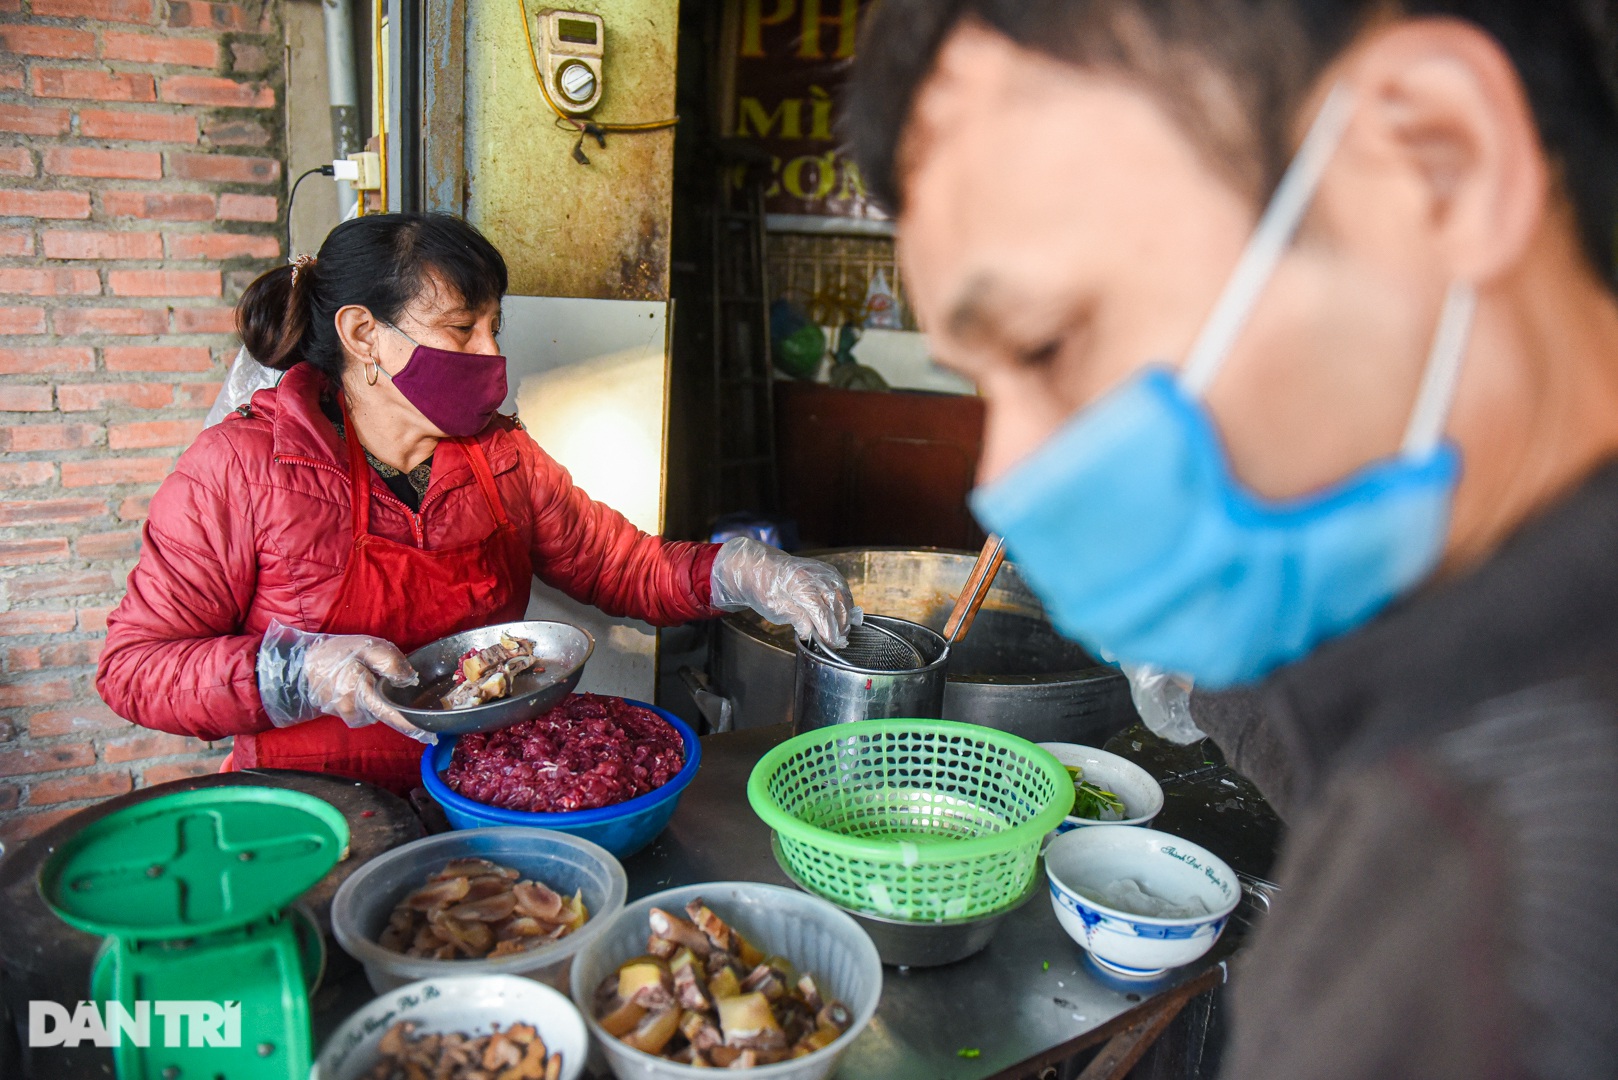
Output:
left=446, top=694, right=684, bottom=813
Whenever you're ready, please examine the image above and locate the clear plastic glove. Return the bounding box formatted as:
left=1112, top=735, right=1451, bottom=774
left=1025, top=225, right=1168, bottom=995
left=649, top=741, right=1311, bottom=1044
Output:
left=255, top=620, right=436, bottom=744
left=710, top=537, right=860, bottom=648
left=1121, top=662, right=1205, bottom=745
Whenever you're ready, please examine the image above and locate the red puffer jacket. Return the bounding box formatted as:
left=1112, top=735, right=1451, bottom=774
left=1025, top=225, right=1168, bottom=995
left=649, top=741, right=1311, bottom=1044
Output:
left=96, top=363, right=720, bottom=742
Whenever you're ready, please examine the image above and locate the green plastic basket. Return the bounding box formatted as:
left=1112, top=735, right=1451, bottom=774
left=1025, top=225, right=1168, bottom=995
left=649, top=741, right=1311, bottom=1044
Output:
left=747, top=719, right=1074, bottom=921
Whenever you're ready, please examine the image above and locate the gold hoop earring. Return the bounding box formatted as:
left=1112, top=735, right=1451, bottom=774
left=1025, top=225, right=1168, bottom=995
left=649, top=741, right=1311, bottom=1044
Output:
left=365, top=361, right=379, bottom=386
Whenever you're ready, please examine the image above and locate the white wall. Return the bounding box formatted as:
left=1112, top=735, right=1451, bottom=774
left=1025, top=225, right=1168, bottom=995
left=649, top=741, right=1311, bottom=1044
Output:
left=499, top=295, right=672, bottom=702
left=851, top=329, right=977, bottom=396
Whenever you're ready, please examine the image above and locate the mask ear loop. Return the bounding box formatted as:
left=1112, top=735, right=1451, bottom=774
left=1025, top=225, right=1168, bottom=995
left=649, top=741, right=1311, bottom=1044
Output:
left=1400, top=281, right=1477, bottom=458
left=379, top=320, right=422, bottom=347
left=1180, top=84, right=1356, bottom=398
left=370, top=320, right=417, bottom=385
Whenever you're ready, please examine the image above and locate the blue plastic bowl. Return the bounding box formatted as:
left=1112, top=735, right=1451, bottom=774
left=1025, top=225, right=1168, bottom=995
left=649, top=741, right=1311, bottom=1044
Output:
left=420, top=699, right=701, bottom=859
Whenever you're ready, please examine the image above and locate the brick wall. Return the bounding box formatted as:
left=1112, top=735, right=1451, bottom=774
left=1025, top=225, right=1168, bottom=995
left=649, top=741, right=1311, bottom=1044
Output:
left=0, top=0, right=287, bottom=844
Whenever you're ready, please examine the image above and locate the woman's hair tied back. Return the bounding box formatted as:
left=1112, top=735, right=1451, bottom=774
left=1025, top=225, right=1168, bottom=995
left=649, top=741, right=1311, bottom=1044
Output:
left=235, top=212, right=508, bottom=378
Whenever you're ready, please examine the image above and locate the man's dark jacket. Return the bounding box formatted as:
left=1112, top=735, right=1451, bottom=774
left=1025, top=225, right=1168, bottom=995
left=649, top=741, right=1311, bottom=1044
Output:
left=1196, top=462, right=1618, bottom=1080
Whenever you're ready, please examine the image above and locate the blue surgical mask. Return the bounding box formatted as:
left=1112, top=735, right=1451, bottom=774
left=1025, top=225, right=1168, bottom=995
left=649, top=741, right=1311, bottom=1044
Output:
left=969, top=86, right=1477, bottom=688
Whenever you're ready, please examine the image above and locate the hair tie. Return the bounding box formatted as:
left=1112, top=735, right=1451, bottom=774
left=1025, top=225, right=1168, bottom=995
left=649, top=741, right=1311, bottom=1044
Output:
left=289, top=252, right=316, bottom=287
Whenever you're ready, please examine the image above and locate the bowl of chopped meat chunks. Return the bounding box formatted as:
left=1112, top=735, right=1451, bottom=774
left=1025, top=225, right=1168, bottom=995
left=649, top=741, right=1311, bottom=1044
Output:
left=382, top=620, right=595, bottom=737
left=569, top=882, right=881, bottom=1079
left=420, top=694, right=702, bottom=858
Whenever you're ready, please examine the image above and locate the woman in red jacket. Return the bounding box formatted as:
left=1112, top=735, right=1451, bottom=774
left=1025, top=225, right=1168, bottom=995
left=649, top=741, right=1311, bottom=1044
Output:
left=95, top=213, right=855, bottom=794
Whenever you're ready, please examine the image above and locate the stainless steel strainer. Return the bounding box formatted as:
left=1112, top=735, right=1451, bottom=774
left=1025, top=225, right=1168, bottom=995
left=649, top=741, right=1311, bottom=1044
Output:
left=794, top=614, right=952, bottom=732
left=818, top=620, right=926, bottom=672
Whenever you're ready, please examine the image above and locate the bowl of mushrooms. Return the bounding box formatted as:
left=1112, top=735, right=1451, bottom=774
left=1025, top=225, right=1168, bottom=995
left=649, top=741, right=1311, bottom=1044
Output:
left=331, top=827, right=627, bottom=994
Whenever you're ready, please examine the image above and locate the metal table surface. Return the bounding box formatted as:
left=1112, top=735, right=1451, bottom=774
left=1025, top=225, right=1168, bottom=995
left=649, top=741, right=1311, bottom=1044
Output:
left=612, top=724, right=1282, bottom=1080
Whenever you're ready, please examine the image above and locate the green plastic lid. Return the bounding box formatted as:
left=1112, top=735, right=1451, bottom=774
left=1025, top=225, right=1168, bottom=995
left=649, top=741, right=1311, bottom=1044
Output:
left=39, top=786, right=349, bottom=939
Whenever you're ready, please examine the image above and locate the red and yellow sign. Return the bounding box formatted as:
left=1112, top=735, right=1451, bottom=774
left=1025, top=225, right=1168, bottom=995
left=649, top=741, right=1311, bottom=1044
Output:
left=727, top=0, right=885, bottom=223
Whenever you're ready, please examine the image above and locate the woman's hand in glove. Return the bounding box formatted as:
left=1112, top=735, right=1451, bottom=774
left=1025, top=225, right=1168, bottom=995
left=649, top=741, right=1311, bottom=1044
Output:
left=710, top=537, right=860, bottom=648
left=256, top=620, right=436, bottom=744
left=1119, top=662, right=1203, bottom=745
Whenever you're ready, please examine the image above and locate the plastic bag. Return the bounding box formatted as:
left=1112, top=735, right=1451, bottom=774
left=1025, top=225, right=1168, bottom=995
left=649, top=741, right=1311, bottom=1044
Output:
left=863, top=267, right=902, bottom=329
left=769, top=299, right=827, bottom=380
left=1121, top=662, right=1205, bottom=745
left=204, top=345, right=283, bottom=428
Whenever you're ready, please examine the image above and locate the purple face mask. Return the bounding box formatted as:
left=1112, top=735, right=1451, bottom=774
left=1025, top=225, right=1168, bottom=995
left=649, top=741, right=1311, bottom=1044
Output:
left=381, top=323, right=508, bottom=437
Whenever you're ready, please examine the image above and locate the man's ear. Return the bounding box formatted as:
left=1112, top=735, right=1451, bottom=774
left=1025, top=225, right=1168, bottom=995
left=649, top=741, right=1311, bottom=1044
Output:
left=334, top=304, right=379, bottom=366
left=1343, top=17, right=1548, bottom=282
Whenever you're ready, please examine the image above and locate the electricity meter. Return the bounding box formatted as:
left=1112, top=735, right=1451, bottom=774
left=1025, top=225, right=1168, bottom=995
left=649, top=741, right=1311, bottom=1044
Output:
left=536, top=10, right=604, bottom=115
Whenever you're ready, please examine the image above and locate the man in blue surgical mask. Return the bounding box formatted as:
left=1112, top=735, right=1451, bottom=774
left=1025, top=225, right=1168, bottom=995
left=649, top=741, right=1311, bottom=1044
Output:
left=847, top=3, right=1618, bottom=1078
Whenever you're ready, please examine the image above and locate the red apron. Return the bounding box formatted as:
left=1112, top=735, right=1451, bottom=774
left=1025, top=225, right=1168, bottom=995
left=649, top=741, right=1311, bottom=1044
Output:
left=232, top=402, right=533, bottom=794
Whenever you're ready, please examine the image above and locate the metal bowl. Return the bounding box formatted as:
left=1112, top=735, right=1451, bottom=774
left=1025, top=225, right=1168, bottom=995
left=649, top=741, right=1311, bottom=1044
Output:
left=770, top=834, right=1038, bottom=968
left=381, top=620, right=594, bottom=736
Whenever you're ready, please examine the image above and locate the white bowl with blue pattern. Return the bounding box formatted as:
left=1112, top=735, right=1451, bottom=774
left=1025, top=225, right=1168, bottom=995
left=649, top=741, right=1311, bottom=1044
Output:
left=1045, top=826, right=1241, bottom=977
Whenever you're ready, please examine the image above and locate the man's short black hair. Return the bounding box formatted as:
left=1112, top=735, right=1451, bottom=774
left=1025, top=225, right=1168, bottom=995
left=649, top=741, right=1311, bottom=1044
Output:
left=845, top=1, right=1618, bottom=284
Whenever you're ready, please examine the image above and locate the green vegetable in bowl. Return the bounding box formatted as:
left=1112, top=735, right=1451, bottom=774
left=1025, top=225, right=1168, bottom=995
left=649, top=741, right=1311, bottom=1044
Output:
left=1065, top=765, right=1126, bottom=821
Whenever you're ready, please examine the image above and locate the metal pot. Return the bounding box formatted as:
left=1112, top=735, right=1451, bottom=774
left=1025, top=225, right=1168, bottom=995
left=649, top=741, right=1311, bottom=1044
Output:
left=711, top=548, right=1138, bottom=745
left=792, top=614, right=950, bottom=732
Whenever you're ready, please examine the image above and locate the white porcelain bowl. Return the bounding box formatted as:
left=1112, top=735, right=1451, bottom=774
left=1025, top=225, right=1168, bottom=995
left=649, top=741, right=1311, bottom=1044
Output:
left=1037, top=743, right=1164, bottom=830
left=312, top=974, right=589, bottom=1080
left=1044, top=826, right=1241, bottom=978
